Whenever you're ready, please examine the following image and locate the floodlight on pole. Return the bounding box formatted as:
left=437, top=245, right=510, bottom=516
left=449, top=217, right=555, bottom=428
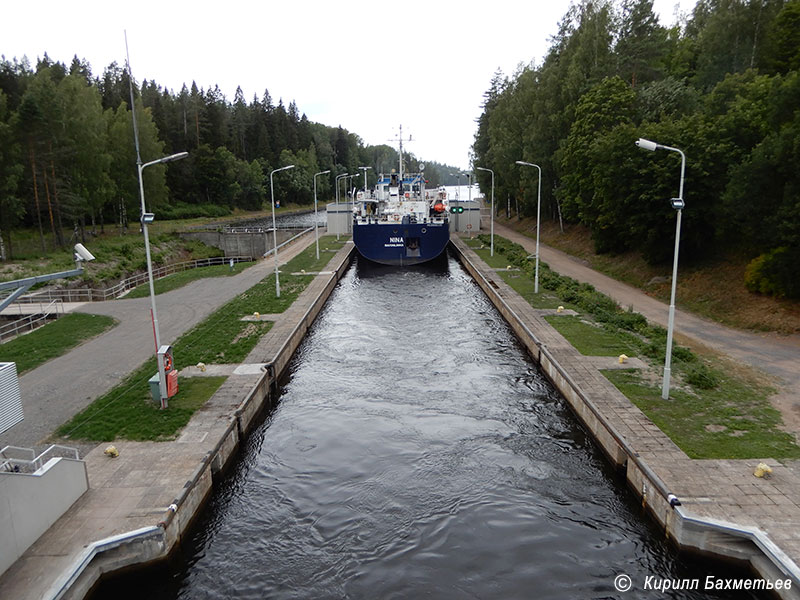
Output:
left=476, top=166, right=495, bottom=256
left=515, top=161, right=542, bottom=294
left=313, top=170, right=331, bottom=260
left=270, top=164, right=295, bottom=298
left=636, top=137, right=686, bottom=400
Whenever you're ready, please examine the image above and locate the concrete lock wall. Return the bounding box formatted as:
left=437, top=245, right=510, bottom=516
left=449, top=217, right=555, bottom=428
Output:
left=180, top=230, right=299, bottom=258
left=326, top=202, right=353, bottom=235
left=0, top=458, right=88, bottom=576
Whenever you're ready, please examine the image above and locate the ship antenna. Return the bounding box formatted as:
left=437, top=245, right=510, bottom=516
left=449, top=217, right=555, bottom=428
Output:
left=388, top=125, right=413, bottom=182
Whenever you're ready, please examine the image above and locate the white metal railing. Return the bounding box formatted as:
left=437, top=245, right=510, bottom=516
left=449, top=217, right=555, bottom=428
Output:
left=0, top=444, right=80, bottom=474
left=0, top=300, right=64, bottom=342
left=3, top=225, right=314, bottom=326
left=224, top=225, right=309, bottom=234
left=11, top=256, right=253, bottom=304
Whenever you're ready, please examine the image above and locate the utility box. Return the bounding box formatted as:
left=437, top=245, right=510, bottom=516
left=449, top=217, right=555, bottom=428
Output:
left=0, top=362, right=23, bottom=434
left=152, top=345, right=178, bottom=409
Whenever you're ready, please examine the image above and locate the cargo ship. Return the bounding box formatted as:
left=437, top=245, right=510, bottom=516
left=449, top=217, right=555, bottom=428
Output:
left=351, top=128, right=450, bottom=266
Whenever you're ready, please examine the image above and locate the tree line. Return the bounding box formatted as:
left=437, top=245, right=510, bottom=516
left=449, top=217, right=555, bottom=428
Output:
left=472, top=0, right=800, bottom=298
left=0, top=54, right=461, bottom=260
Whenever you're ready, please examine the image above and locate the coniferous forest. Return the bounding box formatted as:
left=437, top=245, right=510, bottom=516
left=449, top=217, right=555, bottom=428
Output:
left=0, top=53, right=459, bottom=261
left=472, top=0, right=800, bottom=299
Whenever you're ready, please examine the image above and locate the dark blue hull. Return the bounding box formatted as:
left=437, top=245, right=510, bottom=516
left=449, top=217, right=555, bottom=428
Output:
left=352, top=221, right=450, bottom=266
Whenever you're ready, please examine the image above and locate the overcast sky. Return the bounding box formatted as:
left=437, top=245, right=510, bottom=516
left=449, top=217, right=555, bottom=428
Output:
left=3, top=0, right=696, bottom=170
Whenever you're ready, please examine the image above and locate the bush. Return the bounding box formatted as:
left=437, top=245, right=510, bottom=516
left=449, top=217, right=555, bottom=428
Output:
left=159, top=202, right=232, bottom=220
left=745, top=246, right=800, bottom=299
left=685, top=363, right=719, bottom=389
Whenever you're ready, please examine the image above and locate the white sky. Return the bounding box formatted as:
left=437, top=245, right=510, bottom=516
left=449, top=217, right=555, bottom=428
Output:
left=2, top=0, right=695, bottom=170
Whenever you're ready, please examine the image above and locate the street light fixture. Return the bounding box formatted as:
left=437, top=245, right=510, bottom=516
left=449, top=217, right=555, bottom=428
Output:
left=476, top=166, right=495, bottom=256
left=270, top=164, right=295, bottom=298
left=313, top=170, right=331, bottom=260
left=636, top=137, right=686, bottom=400
left=335, top=173, right=349, bottom=241
left=137, top=151, right=189, bottom=353
left=515, top=161, right=542, bottom=294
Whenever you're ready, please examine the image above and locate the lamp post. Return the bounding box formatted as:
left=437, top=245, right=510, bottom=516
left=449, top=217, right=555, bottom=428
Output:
left=515, top=161, right=542, bottom=294
left=346, top=174, right=359, bottom=203
left=476, top=166, right=495, bottom=256
left=464, top=172, right=472, bottom=202
left=451, top=172, right=462, bottom=199
left=335, top=173, right=349, bottom=240
left=359, top=166, right=372, bottom=196
left=137, top=152, right=189, bottom=352
left=313, top=170, right=331, bottom=260
left=636, top=137, right=686, bottom=400
left=270, top=164, right=295, bottom=298
left=346, top=174, right=359, bottom=233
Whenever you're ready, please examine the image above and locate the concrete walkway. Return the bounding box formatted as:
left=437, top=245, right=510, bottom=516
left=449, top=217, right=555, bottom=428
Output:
left=489, top=221, right=800, bottom=436
left=0, top=234, right=315, bottom=452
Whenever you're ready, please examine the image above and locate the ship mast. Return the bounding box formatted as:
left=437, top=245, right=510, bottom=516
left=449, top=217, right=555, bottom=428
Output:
left=399, top=124, right=403, bottom=182
left=390, top=125, right=412, bottom=184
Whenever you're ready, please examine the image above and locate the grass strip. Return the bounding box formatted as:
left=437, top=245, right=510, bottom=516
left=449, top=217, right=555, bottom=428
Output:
left=604, top=369, right=800, bottom=459
left=544, top=315, right=639, bottom=357
left=124, top=261, right=255, bottom=298
left=1, top=313, right=116, bottom=374
left=56, top=236, right=345, bottom=442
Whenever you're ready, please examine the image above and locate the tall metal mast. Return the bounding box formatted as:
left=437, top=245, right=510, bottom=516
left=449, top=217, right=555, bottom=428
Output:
left=389, top=125, right=412, bottom=183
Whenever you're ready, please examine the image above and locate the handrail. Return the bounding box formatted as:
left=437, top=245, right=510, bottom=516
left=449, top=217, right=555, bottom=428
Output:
left=10, top=255, right=254, bottom=304
left=261, top=226, right=315, bottom=257
left=0, top=300, right=64, bottom=341
left=1, top=444, right=80, bottom=474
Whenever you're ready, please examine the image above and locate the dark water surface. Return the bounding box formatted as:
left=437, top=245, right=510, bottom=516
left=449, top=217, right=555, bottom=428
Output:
left=96, top=254, right=762, bottom=599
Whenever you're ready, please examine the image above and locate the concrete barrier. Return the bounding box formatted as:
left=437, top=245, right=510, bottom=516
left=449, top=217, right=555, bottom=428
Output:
left=0, top=458, right=88, bottom=577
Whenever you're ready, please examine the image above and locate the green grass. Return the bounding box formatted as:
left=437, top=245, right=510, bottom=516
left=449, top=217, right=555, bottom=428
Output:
left=468, top=233, right=800, bottom=459
left=55, top=236, right=345, bottom=442
left=124, top=261, right=255, bottom=298
left=0, top=313, right=116, bottom=374
left=468, top=243, right=569, bottom=310
left=57, top=361, right=225, bottom=442
left=604, top=369, right=800, bottom=459
left=544, top=315, right=639, bottom=357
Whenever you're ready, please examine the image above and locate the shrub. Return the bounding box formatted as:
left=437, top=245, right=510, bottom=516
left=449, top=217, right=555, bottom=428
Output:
left=685, top=363, right=719, bottom=389
left=745, top=247, right=800, bottom=299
